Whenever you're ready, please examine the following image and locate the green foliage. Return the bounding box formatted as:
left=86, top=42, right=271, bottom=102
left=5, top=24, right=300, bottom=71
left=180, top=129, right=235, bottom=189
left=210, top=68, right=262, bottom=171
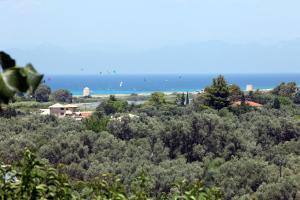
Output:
left=205, top=75, right=230, bottom=110
left=181, top=93, right=185, bottom=106
left=272, top=82, right=297, bottom=97
left=34, top=84, right=51, bottom=102
left=84, top=112, right=109, bottom=133
left=97, top=95, right=129, bottom=115
left=186, top=92, right=190, bottom=105
left=277, top=96, right=293, bottom=106
left=228, top=84, right=243, bottom=102
left=245, top=91, right=273, bottom=105
left=0, top=106, right=18, bottom=118
left=273, top=97, right=281, bottom=109
left=229, top=103, right=253, bottom=115
left=0, top=51, right=43, bottom=104
left=0, top=150, right=221, bottom=199
left=254, top=177, right=299, bottom=200
left=172, top=180, right=222, bottom=200
left=214, top=158, right=276, bottom=199
left=0, top=150, right=73, bottom=199
left=51, top=89, right=72, bottom=103
left=9, top=101, right=52, bottom=113
left=148, top=92, right=166, bottom=106
left=1, top=73, right=300, bottom=199
left=293, top=91, right=300, bottom=104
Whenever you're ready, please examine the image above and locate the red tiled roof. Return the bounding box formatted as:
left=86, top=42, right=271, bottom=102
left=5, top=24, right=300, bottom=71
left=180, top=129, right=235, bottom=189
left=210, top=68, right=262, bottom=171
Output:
left=246, top=101, right=263, bottom=107
left=80, top=111, right=93, bottom=118
left=233, top=101, right=263, bottom=107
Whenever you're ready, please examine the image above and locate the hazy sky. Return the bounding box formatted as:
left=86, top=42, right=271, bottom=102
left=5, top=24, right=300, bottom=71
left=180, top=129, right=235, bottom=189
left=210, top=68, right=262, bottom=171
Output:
left=1, top=0, right=300, bottom=74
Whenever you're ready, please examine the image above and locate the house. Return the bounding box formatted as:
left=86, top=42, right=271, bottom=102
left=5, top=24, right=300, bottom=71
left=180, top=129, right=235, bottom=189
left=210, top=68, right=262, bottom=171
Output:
left=42, top=103, right=93, bottom=120
left=232, top=101, right=263, bottom=108
left=48, top=103, right=66, bottom=117
left=65, top=104, right=79, bottom=113
left=48, top=103, right=79, bottom=117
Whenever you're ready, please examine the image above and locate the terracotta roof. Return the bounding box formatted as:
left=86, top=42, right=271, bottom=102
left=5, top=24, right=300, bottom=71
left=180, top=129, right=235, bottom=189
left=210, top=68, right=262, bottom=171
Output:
left=80, top=111, right=93, bottom=118
left=233, top=101, right=263, bottom=107
left=246, top=101, right=263, bottom=107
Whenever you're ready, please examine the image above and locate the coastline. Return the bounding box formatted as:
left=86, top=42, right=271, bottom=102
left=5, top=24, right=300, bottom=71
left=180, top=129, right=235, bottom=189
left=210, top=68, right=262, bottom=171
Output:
left=73, top=91, right=201, bottom=98
left=47, top=74, right=299, bottom=97
left=73, top=88, right=276, bottom=98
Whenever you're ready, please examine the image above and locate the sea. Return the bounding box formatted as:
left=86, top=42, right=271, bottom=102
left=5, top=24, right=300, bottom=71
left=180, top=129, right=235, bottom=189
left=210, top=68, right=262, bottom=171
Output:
left=44, top=74, right=300, bottom=96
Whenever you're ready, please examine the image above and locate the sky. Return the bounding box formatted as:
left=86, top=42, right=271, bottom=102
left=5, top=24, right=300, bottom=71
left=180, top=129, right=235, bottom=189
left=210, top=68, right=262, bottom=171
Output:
left=1, top=0, right=300, bottom=74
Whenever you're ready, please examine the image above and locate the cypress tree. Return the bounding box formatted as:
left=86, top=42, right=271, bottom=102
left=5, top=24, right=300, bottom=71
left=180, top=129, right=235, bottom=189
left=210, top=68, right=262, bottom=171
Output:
left=181, top=93, right=185, bottom=106
left=186, top=92, right=189, bottom=105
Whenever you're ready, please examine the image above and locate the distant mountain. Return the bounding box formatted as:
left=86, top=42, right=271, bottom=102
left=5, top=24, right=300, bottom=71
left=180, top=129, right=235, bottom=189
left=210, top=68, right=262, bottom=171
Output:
left=4, top=40, right=300, bottom=74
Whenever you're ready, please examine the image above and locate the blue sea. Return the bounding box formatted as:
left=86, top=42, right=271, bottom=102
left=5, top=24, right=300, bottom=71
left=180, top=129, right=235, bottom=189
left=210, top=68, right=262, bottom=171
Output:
left=44, top=74, right=300, bottom=96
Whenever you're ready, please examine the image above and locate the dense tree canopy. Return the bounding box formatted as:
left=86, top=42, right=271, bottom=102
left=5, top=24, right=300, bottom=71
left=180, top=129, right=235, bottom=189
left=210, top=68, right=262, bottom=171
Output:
left=0, top=75, right=299, bottom=199
left=272, top=82, right=297, bottom=97
left=34, top=84, right=51, bottom=102
left=50, top=89, right=72, bottom=103
left=97, top=95, right=129, bottom=115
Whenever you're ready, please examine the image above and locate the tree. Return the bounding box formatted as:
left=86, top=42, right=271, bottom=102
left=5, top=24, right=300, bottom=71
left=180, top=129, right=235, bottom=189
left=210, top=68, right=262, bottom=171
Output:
left=51, top=89, right=72, bottom=103
left=284, top=82, right=297, bottom=97
left=0, top=150, right=223, bottom=199
left=97, top=95, right=128, bottom=115
left=273, top=97, right=281, bottom=109
left=84, top=114, right=109, bottom=133
left=0, top=51, right=43, bottom=107
left=148, top=92, right=166, bottom=106
left=34, top=84, right=51, bottom=102
left=272, top=82, right=285, bottom=96
left=186, top=92, right=190, bottom=105
left=294, top=91, right=300, bottom=104
left=174, top=93, right=181, bottom=105
left=205, top=75, right=230, bottom=110
left=272, top=82, right=297, bottom=97
left=228, top=84, right=243, bottom=102
left=181, top=93, right=185, bottom=106
left=241, top=93, right=246, bottom=105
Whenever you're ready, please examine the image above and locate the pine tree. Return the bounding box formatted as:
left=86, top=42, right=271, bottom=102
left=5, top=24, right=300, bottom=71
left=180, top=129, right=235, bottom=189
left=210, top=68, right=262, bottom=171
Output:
left=205, top=75, right=230, bottom=110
